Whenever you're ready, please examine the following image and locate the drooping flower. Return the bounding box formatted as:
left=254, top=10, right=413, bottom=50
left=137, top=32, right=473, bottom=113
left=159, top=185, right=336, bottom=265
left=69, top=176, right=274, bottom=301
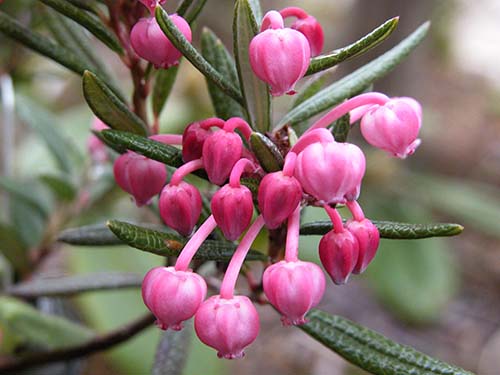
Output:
left=280, top=7, right=324, bottom=56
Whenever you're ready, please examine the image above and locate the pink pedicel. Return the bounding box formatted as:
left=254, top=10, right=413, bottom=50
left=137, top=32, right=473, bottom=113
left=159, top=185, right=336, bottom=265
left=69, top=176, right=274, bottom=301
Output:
left=263, top=260, right=325, bottom=325
left=258, top=153, right=302, bottom=229
left=142, top=266, right=207, bottom=331
left=182, top=118, right=224, bottom=162
left=130, top=14, right=191, bottom=69
left=360, top=97, right=422, bottom=158
left=249, top=10, right=310, bottom=96
left=138, top=0, right=166, bottom=15
left=280, top=7, right=324, bottom=57
left=293, top=129, right=366, bottom=204
left=87, top=118, right=109, bottom=163
left=194, top=295, right=260, bottom=359
left=113, top=151, right=167, bottom=206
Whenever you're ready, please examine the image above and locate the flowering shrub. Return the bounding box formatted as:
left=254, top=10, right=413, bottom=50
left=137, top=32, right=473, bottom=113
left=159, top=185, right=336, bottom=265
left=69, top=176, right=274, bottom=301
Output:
left=0, top=0, right=473, bottom=374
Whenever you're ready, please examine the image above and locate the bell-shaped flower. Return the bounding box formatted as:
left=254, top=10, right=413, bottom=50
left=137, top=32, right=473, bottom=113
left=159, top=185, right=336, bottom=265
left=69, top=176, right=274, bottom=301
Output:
left=202, top=130, right=243, bottom=185
left=142, top=266, right=207, bottom=330
left=346, top=218, right=380, bottom=274
left=319, top=229, right=359, bottom=285
left=182, top=121, right=213, bottom=162
left=280, top=7, right=324, bottom=56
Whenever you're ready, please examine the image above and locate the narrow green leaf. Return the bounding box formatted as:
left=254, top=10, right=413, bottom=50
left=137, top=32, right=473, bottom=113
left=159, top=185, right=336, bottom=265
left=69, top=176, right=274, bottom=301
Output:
left=249, top=132, right=283, bottom=172
left=58, top=224, right=123, bottom=246
left=0, top=223, right=30, bottom=274
left=176, top=0, right=194, bottom=17
left=201, top=27, right=245, bottom=120
left=184, top=0, right=208, bottom=24
left=100, top=130, right=183, bottom=167
left=0, top=11, right=89, bottom=75
left=0, top=296, right=94, bottom=350
left=153, top=326, right=191, bottom=375
left=233, top=0, right=271, bottom=132
left=65, top=0, right=99, bottom=14
left=153, top=66, right=179, bottom=118
left=39, top=0, right=123, bottom=53
left=0, top=177, right=51, bottom=217
left=300, top=220, right=463, bottom=239
left=39, top=174, right=77, bottom=201
left=107, top=220, right=267, bottom=261
left=300, top=309, right=474, bottom=375
left=247, top=0, right=262, bottom=23
left=277, top=22, right=430, bottom=128
left=83, top=71, right=148, bottom=136
left=306, top=17, right=399, bottom=75
left=155, top=6, right=244, bottom=105
left=332, top=113, right=350, bottom=142
left=7, top=272, right=142, bottom=298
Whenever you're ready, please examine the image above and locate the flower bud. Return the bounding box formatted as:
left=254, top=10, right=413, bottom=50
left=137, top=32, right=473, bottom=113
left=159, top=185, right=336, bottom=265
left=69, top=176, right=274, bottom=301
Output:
left=294, top=139, right=365, bottom=204
left=113, top=151, right=167, bottom=206
left=346, top=219, right=380, bottom=274
left=263, top=260, right=325, bottom=325
left=138, top=0, right=166, bottom=14
left=159, top=181, right=202, bottom=236
left=142, top=266, right=207, bottom=330
left=202, top=130, right=243, bottom=185
left=360, top=97, right=422, bottom=158
left=249, top=11, right=310, bottom=96
left=211, top=185, right=254, bottom=241
left=280, top=7, right=324, bottom=57
left=319, top=229, right=359, bottom=285
left=258, top=172, right=302, bottom=229
left=182, top=121, right=213, bottom=162
left=194, top=295, right=259, bottom=359
left=130, top=14, right=191, bottom=69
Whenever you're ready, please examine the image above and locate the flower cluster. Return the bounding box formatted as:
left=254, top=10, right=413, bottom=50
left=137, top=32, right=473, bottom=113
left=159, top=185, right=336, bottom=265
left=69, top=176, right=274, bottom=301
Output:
left=90, top=3, right=423, bottom=359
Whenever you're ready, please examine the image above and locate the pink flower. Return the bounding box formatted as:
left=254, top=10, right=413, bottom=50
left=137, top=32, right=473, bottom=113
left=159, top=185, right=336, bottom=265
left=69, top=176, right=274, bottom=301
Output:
left=182, top=122, right=213, bottom=162
left=194, top=295, right=260, bottom=359
left=113, top=151, right=167, bottom=206
left=249, top=10, right=310, bottom=96
left=280, top=7, right=324, bottom=57
left=360, top=97, right=422, bottom=158
left=87, top=118, right=109, bottom=163
left=263, top=260, right=325, bottom=325
left=319, top=229, right=359, bottom=285
left=130, top=14, right=191, bottom=69
left=138, top=0, right=166, bottom=15
left=346, top=218, right=380, bottom=274
left=142, top=266, right=207, bottom=330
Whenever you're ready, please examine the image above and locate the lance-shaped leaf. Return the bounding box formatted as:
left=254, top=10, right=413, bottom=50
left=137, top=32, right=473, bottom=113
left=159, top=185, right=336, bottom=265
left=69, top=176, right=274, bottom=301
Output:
left=107, top=220, right=267, bottom=261
left=0, top=223, right=30, bottom=275
left=39, top=0, right=123, bottom=54
left=184, top=0, right=208, bottom=25
left=39, top=174, right=77, bottom=202
left=66, top=0, right=99, bottom=14
left=0, top=11, right=89, bottom=75
left=100, top=130, right=183, bottom=167
left=153, top=325, right=191, bottom=375
left=0, top=296, right=94, bottom=350
left=300, top=220, right=463, bottom=239
left=83, top=71, right=148, bottom=136
left=249, top=132, right=283, bottom=172
left=201, top=27, right=246, bottom=120
left=233, top=0, right=271, bottom=132
left=176, top=0, right=194, bottom=17
left=299, top=309, right=474, bottom=375
left=0, top=177, right=51, bottom=217
left=247, top=0, right=262, bottom=23
left=306, top=17, right=399, bottom=75
left=153, top=66, right=179, bottom=118
left=332, top=113, right=350, bottom=142
left=155, top=6, right=244, bottom=105
left=277, top=21, right=430, bottom=128
left=58, top=224, right=124, bottom=246
left=6, top=273, right=143, bottom=298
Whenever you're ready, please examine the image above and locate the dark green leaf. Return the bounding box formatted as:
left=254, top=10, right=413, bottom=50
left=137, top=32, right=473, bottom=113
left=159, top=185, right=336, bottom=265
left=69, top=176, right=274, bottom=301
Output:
left=300, top=309, right=473, bottom=375
left=153, top=325, right=191, bottom=375
left=100, top=130, right=183, bottom=167
left=152, top=66, right=179, bottom=118
left=65, top=0, right=99, bottom=14
left=7, top=272, right=142, bottom=298
left=58, top=224, right=123, bottom=246
left=300, top=220, right=463, bottom=239
left=184, top=0, right=208, bottom=24
left=306, top=17, right=399, bottom=75
left=155, top=6, right=244, bottom=105
left=39, top=0, right=123, bottom=53
left=277, top=22, right=430, bottom=128
left=249, top=132, right=283, bottom=172
left=201, top=27, right=245, bottom=120
left=39, top=174, right=77, bottom=201
left=332, top=113, right=350, bottom=142
left=0, top=11, right=89, bottom=75
left=83, top=71, right=148, bottom=136
left=0, top=223, right=30, bottom=274
left=233, top=0, right=271, bottom=132
left=9, top=197, right=47, bottom=249
left=107, top=220, right=268, bottom=261
left=176, top=0, right=194, bottom=17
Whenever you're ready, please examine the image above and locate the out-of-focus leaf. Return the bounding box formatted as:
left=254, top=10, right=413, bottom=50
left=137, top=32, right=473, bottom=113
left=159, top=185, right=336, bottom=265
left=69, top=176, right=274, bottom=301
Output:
left=7, top=272, right=142, bottom=298
left=39, top=0, right=123, bottom=53
left=83, top=71, right=148, bottom=136
left=300, top=220, right=463, bottom=239
left=332, top=113, right=351, bottom=142
left=176, top=0, right=194, bottom=17
left=65, top=0, right=99, bottom=14
left=201, top=28, right=245, bottom=120
left=0, top=253, right=13, bottom=291
left=9, top=197, right=47, bottom=248
left=152, top=325, right=191, bottom=375
left=155, top=6, right=243, bottom=105
left=0, top=223, right=30, bottom=274
left=306, top=17, right=399, bottom=75
left=0, top=11, right=90, bottom=75
left=40, top=174, right=77, bottom=202
left=247, top=0, right=262, bottom=23
left=0, top=177, right=51, bottom=217
left=249, top=132, right=283, bottom=172
left=0, top=296, right=94, bottom=350
left=16, top=95, right=79, bottom=174
left=107, top=220, right=267, bottom=261
left=299, top=309, right=473, bottom=375
left=233, top=0, right=270, bottom=132
left=100, top=129, right=183, bottom=167
left=277, top=22, right=430, bottom=128
left=58, top=224, right=123, bottom=246
left=153, top=66, right=179, bottom=118
left=184, top=0, right=208, bottom=24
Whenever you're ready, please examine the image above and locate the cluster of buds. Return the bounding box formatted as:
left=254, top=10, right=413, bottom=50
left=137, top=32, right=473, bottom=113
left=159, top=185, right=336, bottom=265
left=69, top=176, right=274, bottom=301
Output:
left=89, top=3, right=423, bottom=359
